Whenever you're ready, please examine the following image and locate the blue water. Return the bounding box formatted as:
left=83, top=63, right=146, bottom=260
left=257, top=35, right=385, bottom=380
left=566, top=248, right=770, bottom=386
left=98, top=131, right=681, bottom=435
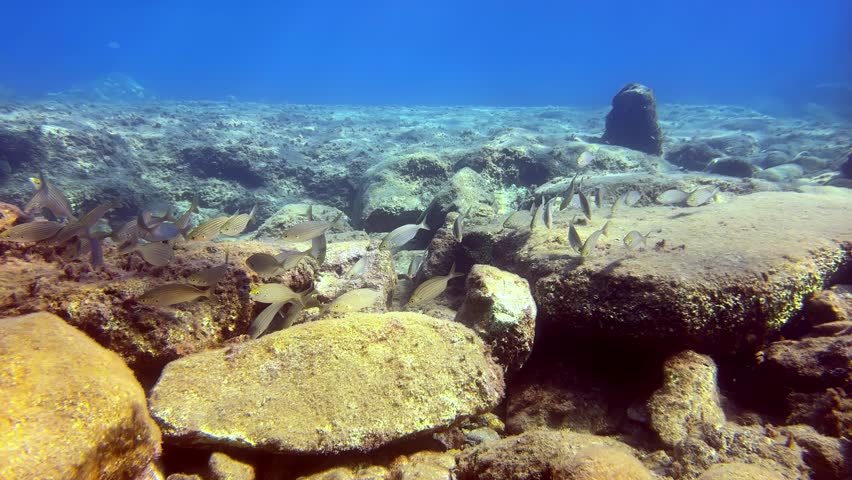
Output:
left=1, top=0, right=850, bottom=107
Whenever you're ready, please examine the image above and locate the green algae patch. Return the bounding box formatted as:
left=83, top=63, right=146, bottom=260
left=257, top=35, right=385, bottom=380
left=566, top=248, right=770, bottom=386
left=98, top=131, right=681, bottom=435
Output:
left=0, top=312, right=161, bottom=480
left=149, top=312, right=505, bottom=454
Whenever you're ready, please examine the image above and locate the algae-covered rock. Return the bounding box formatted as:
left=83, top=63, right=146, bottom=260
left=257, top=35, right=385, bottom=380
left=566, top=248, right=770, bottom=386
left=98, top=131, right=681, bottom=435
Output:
left=454, top=429, right=639, bottom=480
left=356, top=152, right=451, bottom=232
left=456, top=264, right=536, bottom=374
left=522, top=189, right=852, bottom=353
left=0, top=312, right=161, bottom=480
left=209, top=452, right=255, bottom=480
left=551, top=446, right=654, bottom=480
left=695, top=462, right=785, bottom=480
left=254, top=203, right=352, bottom=240
left=647, top=350, right=726, bottom=448
left=149, top=312, right=504, bottom=454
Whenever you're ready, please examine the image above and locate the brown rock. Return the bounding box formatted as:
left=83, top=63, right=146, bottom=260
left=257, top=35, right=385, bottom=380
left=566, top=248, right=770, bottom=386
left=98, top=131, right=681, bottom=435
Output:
left=785, top=388, right=852, bottom=438
left=209, top=452, right=255, bottom=480
left=455, top=264, right=536, bottom=374
left=779, top=424, right=851, bottom=480
left=759, top=335, right=852, bottom=391
left=455, top=429, right=639, bottom=480
left=695, top=462, right=786, bottom=480
left=0, top=312, right=161, bottom=480
left=804, top=284, right=852, bottom=326
left=551, top=446, right=654, bottom=480
left=647, top=350, right=726, bottom=448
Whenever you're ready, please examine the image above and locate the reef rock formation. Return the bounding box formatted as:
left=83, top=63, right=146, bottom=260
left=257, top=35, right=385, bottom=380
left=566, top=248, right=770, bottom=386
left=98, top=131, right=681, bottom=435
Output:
left=462, top=188, right=852, bottom=353
left=647, top=350, right=726, bottom=448
left=0, top=312, right=161, bottom=479
left=456, top=264, right=536, bottom=374
left=455, top=429, right=644, bottom=480
left=149, top=312, right=504, bottom=454
left=601, top=83, right=663, bottom=155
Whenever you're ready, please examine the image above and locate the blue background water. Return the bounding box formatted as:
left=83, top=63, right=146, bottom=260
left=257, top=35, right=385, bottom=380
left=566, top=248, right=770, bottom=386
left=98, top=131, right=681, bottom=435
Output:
left=1, top=0, right=850, bottom=107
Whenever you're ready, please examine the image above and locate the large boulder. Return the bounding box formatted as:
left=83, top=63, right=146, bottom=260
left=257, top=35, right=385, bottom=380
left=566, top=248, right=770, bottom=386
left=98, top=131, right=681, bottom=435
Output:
left=465, top=188, right=852, bottom=354
left=456, top=264, right=536, bottom=374
left=355, top=152, right=452, bottom=232
left=455, top=429, right=644, bottom=480
left=149, top=312, right=504, bottom=454
left=0, top=312, right=161, bottom=479
left=601, top=83, right=663, bottom=155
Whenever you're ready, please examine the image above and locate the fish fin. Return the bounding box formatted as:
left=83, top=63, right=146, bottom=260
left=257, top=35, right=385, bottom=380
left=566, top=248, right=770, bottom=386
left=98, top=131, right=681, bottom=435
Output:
left=248, top=203, right=258, bottom=225
left=449, top=262, right=457, bottom=276
left=306, top=205, right=314, bottom=221
left=224, top=250, right=230, bottom=265
left=189, top=194, right=200, bottom=213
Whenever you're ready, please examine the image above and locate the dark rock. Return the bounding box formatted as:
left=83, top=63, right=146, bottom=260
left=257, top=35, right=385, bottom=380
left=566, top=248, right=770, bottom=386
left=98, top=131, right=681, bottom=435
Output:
left=601, top=83, right=663, bottom=155
left=756, top=150, right=791, bottom=168
left=704, top=133, right=758, bottom=157
left=665, top=142, right=722, bottom=171
left=842, top=152, right=852, bottom=178
left=705, top=157, right=757, bottom=178
left=0, top=128, right=46, bottom=173
left=785, top=388, right=852, bottom=438
left=779, top=424, right=852, bottom=480
left=803, top=285, right=852, bottom=326
left=179, top=146, right=266, bottom=188
left=759, top=335, right=852, bottom=392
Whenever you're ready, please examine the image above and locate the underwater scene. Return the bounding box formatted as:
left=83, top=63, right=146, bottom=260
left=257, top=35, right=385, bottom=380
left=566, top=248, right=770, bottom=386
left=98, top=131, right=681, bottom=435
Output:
left=1, top=1, right=851, bottom=479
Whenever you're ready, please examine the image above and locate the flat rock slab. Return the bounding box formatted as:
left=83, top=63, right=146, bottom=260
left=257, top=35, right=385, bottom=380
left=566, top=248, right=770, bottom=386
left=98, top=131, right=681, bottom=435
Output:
left=468, top=188, right=852, bottom=352
left=149, top=312, right=504, bottom=454
left=0, top=312, right=161, bottom=480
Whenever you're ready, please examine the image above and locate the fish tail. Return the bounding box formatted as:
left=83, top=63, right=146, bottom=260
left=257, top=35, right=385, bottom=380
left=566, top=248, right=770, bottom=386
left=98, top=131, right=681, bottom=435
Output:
left=248, top=203, right=258, bottom=225
left=331, top=212, right=345, bottom=229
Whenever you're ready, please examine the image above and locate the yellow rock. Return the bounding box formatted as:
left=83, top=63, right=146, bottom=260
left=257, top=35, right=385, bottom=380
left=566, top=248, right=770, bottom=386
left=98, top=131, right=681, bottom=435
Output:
left=0, top=312, right=161, bottom=480
left=150, top=312, right=504, bottom=454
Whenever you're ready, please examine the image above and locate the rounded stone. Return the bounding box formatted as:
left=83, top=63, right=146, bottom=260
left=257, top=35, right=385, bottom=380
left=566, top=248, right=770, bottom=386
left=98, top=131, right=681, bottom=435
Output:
left=0, top=312, right=161, bottom=480
left=149, top=312, right=504, bottom=454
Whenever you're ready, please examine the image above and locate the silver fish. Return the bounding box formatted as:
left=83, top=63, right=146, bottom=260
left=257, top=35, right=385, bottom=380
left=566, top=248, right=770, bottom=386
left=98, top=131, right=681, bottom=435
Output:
left=576, top=151, right=594, bottom=167
left=601, top=220, right=612, bottom=238
left=581, top=229, right=603, bottom=257
left=568, top=223, right=583, bottom=252
left=406, top=253, right=424, bottom=279
left=544, top=197, right=556, bottom=229
left=249, top=283, right=304, bottom=304
left=248, top=301, right=286, bottom=339
left=656, top=189, right=690, bottom=205
left=137, top=213, right=180, bottom=242
left=0, top=221, right=64, bottom=242
left=281, top=212, right=344, bottom=243
left=310, top=232, right=327, bottom=265
left=594, top=186, right=605, bottom=209
left=187, top=216, right=230, bottom=241
left=686, top=187, right=719, bottom=207
left=24, top=173, right=75, bottom=220
left=623, top=230, right=652, bottom=249
left=453, top=206, right=471, bottom=242
left=126, top=242, right=174, bottom=267
left=529, top=201, right=542, bottom=231
left=187, top=252, right=230, bottom=286
left=220, top=204, right=257, bottom=237
left=578, top=191, right=592, bottom=221
left=138, top=283, right=212, bottom=306
left=502, top=210, right=530, bottom=229
left=559, top=173, right=580, bottom=211
left=246, top=252, right=285, bottom=277
left=324, top=288, right=383, bottom=315
left=345, top=256, right=367, bottom=279
left=175, top=194, right=199, bottom=233
left=407, top=263, right=465, bottom=307
left=623, top=190, right=642, bottom=206
left=380, top=217, right=429, bottom=250
left=52, top=202, right=116, bottom=243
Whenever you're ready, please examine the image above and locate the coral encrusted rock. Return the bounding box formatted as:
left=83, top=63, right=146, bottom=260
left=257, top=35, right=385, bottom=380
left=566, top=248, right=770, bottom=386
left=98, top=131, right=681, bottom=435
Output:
left=455, top=429, right=642, bottom=480
left=601, top=83, right=663, bottom=155
left=149, top=312, right=504, bottom=454
left=647, top=350, right=726, bottom=448
left=455, top=264, right=536, bottom=374
left=0, top=312, right=161, bottom=480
